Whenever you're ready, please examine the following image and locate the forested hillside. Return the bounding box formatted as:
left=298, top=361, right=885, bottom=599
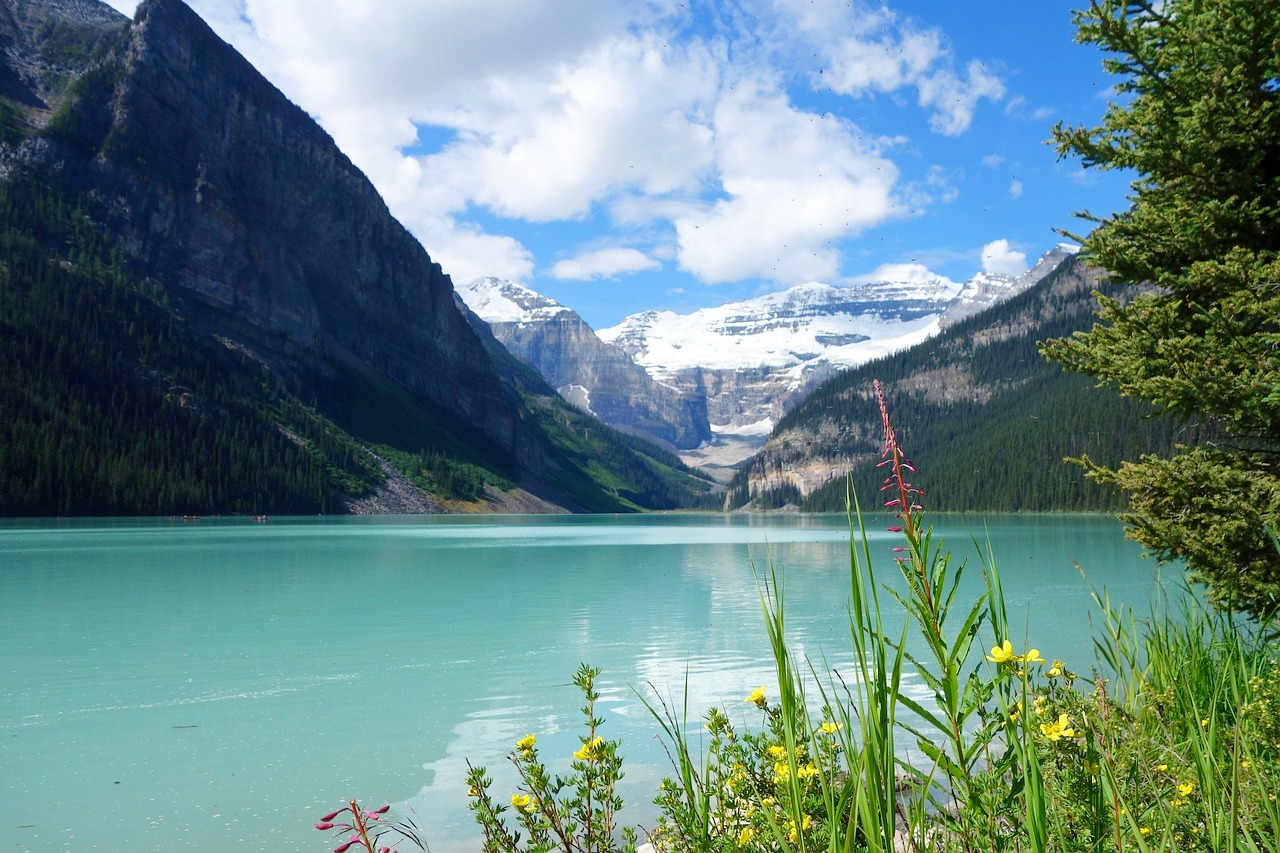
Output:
left=727, top=256, right=1212, bottom=512
left=0, top=0, right=716, bottom=516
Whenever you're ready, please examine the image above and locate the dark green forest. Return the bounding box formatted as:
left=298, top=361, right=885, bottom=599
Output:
left=0, top=168, right=376, bottom=514
left=0, top=166, right=715, bottom=515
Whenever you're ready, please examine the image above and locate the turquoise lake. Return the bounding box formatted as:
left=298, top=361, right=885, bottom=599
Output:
left=0, top=513, right=1181, bottom=851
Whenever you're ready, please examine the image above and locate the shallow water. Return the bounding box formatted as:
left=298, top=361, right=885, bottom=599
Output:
left=0, top=513, right=1175, bottom=851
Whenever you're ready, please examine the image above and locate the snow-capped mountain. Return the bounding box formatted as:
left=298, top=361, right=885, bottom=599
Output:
left=458, top=246, right=1076, bottom=475
left=940, top=244, right=1080, bottom=327
left=456, top=278, right=711, bottom=450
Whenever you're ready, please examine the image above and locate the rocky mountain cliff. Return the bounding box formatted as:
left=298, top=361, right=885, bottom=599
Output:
left=457, top=246, right=1075, bottom=478
left=0, top=0, right=714, bottom=514
left=725, top=253, right=1201, bottom=512
left=457, top=278, right=711, bottom=450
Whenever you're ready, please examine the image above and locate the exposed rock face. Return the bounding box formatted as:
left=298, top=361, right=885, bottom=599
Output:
left=458, top=278, right=711, bottom=450
left=732, top=254, right=1112, bottom=507
left=3, top=0, right=531, bottom=465
left=939, top=244, right=1080, bottom=327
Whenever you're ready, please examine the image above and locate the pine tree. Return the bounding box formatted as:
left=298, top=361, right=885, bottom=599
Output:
left=1042, top=0, right=1280, bottom=619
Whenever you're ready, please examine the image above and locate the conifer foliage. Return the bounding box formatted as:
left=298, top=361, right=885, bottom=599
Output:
left=1043, top=0, right=1280, bottom=619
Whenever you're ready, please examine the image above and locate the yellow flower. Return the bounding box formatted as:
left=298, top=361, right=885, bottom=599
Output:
left=1177, top=780, right=1195, bottom=797
left=1156, top=763, right=1168, bottom=772
left=510, top=793, right=535, bottom=813
left=516, top=733, right=536, bottom=752
left=1021, top=648, right=1045, bottom=664
left=1047, top=660, right=1064, bottom=677
left=818, top=720, right=843, bottom=735
left=1009, top=702, right=1023, bottom=723
left=767, top=745, right=787, bottom=760
left=761, top=796, right=776, bottom=807
left=467, top=786, right=480, bottom=798
left=1200, top=717, right=1210, bottom=728
left=573, top=735, right=605, bottom=762
left=1140, top=827, right=1151, bottom=836
left=773, top=761, right=791, bottom=783
left=1040, top=713, right=1078, bottom=742
left=745, top=686, right=767, bottom=709
left=786, top=814, right=813, bottom=843
left=736, top=826, right=754, bottom=847
left=987, top=640, right=1016, bottom=664
left=1241, top=759, right=1252, bottom=769
left=797, top=763, right=819, bottom=780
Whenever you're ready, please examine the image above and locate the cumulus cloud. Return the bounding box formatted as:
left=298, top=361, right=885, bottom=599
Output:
left=981, top=239, right=1029, bottom=276
left=849, top=262, right=955, bottom=287
left=105, top=0, right=1010, bottom=290
left=551, top=248, right=661, bottom=280
left=674, top=81, right=899, bottom=284
left=777, top=0, right=1005, bottom=135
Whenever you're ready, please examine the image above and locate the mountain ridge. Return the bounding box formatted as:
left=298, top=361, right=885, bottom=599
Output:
left=0, top=0, right=715, bottom=515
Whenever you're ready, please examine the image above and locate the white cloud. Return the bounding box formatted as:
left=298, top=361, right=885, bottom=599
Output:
left=849, top=262, right=952, bottom=287
left=981, top=154, right=1005, bottom=168
left=551, top=248, right=661, bottom=280
left=916, top=60, right=1006, bottom=135
left=673, top=81, right=899, bottom=284
left=108, top=0, right=1018, bottom=290
left=415, top=217, right=535, bottom=287
left=778, top=0, right=1005, bottom=136
left=981, top=239, right=1029, bottom=276
left=1009, top=180, right=1024, bottom=199
left=416, top=34, right=719, bottom=222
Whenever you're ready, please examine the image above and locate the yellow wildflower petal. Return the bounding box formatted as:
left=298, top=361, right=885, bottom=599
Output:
left=516, top=733, right=536, bottom=751
left=986, top=640, right=1015, bottom=663
left=745, top=686, right=767, bottom=709
left=1022, top=648, right=1045, bottom=664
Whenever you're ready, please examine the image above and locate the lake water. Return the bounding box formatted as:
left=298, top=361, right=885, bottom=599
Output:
left=0, top=513, right=1180, bottom=851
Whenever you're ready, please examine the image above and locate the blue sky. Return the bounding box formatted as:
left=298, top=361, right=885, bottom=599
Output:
left=106, top=0, right=1131, bottom=329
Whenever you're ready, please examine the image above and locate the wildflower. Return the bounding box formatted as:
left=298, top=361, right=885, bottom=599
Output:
left=1156, top=763, right=1169, bottom=772
left=1021, top=648, right=1045, bottom=664
left=1242, top=759, right=1252, bottom=769
left=818, top=720, right=843, bottom=735
left=767, top=745, right=787, bottom=760
left=797, top=763, right=819, bottom=780
left=573, top=735, right=605, bottom=762
left=1008, top=702, right=1023, bottom=724
left=1140, top=827, right=1151, bottom=836
left=786, top=814, right=813, bottom=843
left=1200, top=717, right=1210, bottom=728
left=987, top=640, right=1016, bottom=664
left=510, top=793, right=536, bottom=813
left=516, top=733, right=536, bottom=752
left=745, top=686, right=767, bottom=709
left=761, top=796, right=776, bottom=807
left=736, top=826, right=754, bottom=847
left=1177, top=780, right=1195, bottom=797
left=773, top=761, right=791, bottom=783
left=1040, top=713, right=1078, bottom=742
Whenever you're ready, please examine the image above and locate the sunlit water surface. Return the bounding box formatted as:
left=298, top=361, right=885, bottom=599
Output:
left=0, top=513, right=1177, bottom=851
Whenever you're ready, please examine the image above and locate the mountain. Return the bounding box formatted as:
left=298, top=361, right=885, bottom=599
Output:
left=939, top=244, right=1079, bottom=327
left=724, top=253, right=1209, bottom=512
left=0, top=0, right=715, bottom=515
left=456, top=277, right=711, bottom=451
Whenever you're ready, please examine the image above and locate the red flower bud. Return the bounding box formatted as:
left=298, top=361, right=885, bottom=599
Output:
left=315, top=822, right=336, bottom=831
left=320, top=809, right=343, bottom=822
